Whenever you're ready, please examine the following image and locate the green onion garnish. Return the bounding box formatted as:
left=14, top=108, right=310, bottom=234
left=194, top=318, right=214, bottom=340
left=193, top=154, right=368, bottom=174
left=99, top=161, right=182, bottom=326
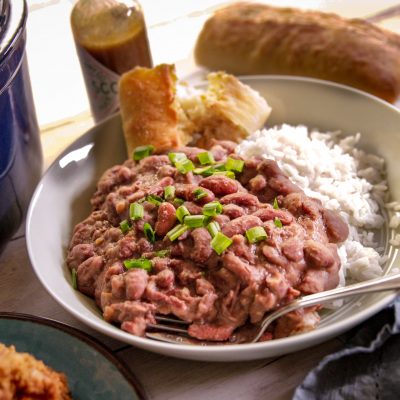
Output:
left=184, top=215, right=209, bottom=228
left=71, top=268, right=77, bottom=290
left=214, top=170, right=236, bottom=179
left=213, top=164, right=226, bottom=171
left=164, top=185, right=175, bottom=200
left=130, top=202, right=144, bottom=220
left=211, top=232, right=233, bottom=255
left=207, top=221, right=221, bottom=238
left=245, top=226, right=268, bottom=243
left=146, top=194, right=164, bottom=206
left=120, top=219, right=130, bottom=234
left=193, top=166, right=214, bottom=176
left=193, top=188, right=208, bottom=200
left=176, top=205, right=190, bottom=223
left=123, top=258, right=153, bottom=272
left=273, top=197, right=279, bottom=210
left=133, top=145, right=154, bottom=161
left=143, top=222, right=156, bottom=243
left=155, top=249, right=170, bottom=258
left=274, top=217, right=283, bottom=228
left=203, top=201, right=223, bottom=217
left=176, top=158, right=195, bottom=174
left=225, top=157, right=244, bottom=173
left=197, top=151, right=215, bottom=165
left=173, top=198, right=184, bottom=206
left=167, top=224, right=188, bottom=241
left=168, top=152, right=187, bottom=164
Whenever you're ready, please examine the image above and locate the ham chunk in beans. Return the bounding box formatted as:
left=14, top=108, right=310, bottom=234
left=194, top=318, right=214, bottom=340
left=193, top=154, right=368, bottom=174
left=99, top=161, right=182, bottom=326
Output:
left=67, top=141, right=349, bottom=342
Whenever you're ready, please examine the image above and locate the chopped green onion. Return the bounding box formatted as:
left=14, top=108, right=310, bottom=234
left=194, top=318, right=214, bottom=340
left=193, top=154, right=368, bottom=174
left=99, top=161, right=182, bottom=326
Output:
left=168, top=152, right=187, bottom=164
left=274, top=217, right=283, bottom=228
left=193, top=166, right=214, bottom=176
left=133, top=145, right=154, bottom=161
left=71, top=268, right=77, bottom=290
left=207, top=221, right=221, bottom=238
left=197, top=151, right=215, bottom=165
left=173, top=198, right=184, bottom=206
left=213, top=164, right=226, bottom=171
left=120, top=219, right=130, bottom=234
left=176, top=158, right=195, bottom=174
left=130, top=202, right=144, bottom=220
left=146, top=194, right=164, bottom=206
left=225, top=157, right=244, bottom=173
left=193, top=188, right=208, bottom=200
left=273, top=197, right=279, bottom=210
left=124, top=258, right=153, bottom=272
left=167, top=224, right=188, bottom=241
left=155, top=249, right=170, bottom=258
left=176, top=205, right=190, bottom=223
left=164, top=185, right=175, bottom=200
left=184, top=215, right=209, bottom=228
left=203, top=201, right=223, bottom=217
left=211, top=232, right=233, bottom=255
left=143, top=222, right=156, bottom=243
left=245, top=226, right=268, bottom=243
left=214, top=170, right=235, bottom=180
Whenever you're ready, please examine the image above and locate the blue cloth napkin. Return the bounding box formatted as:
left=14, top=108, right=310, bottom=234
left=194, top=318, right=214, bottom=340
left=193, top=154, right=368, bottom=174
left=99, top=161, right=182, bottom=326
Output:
left=293, top=296, right=400, bottom=400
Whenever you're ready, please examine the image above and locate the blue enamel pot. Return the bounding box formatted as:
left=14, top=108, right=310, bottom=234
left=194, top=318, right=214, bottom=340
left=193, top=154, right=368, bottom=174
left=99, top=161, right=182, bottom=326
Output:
left=0, top=0, right=42, bottom=252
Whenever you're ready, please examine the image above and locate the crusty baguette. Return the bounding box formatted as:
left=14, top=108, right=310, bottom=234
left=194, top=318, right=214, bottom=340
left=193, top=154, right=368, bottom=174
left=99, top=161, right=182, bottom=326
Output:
left=194, top=2, right=400, bottom=103
left=119, top=64, right=271, bottom=155
left=119, top=64, right=194, bottom=156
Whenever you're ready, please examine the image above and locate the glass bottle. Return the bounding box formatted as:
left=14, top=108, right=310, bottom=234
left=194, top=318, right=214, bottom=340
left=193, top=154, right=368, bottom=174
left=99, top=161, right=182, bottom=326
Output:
left=71, top=0, right=153, bottom=122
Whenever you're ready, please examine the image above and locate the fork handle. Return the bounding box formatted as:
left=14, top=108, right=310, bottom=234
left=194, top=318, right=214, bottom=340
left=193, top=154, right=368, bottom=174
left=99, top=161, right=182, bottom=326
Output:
left=294, top=272, right=400, bottom=309
left=253, top=273, right=400, bottom=343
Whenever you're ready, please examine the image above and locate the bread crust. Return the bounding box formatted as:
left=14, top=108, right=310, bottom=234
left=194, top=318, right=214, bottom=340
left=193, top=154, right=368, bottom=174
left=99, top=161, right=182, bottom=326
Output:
left=195, top=2, right=400, bottom=103
left=119, top=64, right=194, bottom=156
left=119, top=64, right=271, bottom=153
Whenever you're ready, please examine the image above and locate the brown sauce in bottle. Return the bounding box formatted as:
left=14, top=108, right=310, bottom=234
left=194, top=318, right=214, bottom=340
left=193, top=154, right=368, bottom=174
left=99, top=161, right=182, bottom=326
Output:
left=71, top=0, right=152, bottom=74
left=71, top=0, right=152, bottom=121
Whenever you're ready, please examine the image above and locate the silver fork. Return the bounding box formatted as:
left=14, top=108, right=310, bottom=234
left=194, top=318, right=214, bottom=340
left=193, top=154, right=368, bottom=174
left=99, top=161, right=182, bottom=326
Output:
left=145, top=273, right=400, bottom=345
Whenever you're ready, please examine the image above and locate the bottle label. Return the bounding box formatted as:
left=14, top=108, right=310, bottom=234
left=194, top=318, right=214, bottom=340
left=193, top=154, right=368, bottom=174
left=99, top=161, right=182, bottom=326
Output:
left=76, top=45, right=121, bottom=122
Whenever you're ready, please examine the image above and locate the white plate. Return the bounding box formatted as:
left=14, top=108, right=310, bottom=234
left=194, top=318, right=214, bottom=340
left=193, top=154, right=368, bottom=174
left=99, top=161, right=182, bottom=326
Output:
left=27, top=76, right=400, bottom=362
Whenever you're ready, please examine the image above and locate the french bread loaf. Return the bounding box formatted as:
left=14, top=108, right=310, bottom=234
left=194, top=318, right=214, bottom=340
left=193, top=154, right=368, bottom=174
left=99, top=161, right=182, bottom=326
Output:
left=194, top=2, right=400, bottom=103
left=119, top=64, right=271, bottom=155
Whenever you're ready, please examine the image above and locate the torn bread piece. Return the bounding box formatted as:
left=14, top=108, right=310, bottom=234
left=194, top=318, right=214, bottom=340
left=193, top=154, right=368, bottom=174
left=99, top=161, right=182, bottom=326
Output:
left=119, top=64, right=271, bottom=156
left=119, top=64, right=194, bottom=156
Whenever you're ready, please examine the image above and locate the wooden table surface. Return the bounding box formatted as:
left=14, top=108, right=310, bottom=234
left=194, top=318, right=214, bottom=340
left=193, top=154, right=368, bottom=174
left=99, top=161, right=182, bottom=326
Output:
left=2, top=2, right=400, bottom=399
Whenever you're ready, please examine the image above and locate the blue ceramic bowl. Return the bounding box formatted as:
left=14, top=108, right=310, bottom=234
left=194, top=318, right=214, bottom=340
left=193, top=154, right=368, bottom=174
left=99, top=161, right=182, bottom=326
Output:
left=0, top=0, right=42, bottom=251
left=0, top=312, right=147, bottom=399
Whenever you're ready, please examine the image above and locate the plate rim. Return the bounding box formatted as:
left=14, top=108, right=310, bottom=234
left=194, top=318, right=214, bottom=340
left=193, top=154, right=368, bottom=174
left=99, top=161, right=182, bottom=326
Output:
left=0, top=312, right=148, bottom=399
left=26, top=74, right=400, bottom=359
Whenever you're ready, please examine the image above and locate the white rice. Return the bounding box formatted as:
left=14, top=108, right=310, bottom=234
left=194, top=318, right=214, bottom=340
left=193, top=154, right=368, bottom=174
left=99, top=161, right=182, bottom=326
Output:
left=236, top=124, right=389, bottom=284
